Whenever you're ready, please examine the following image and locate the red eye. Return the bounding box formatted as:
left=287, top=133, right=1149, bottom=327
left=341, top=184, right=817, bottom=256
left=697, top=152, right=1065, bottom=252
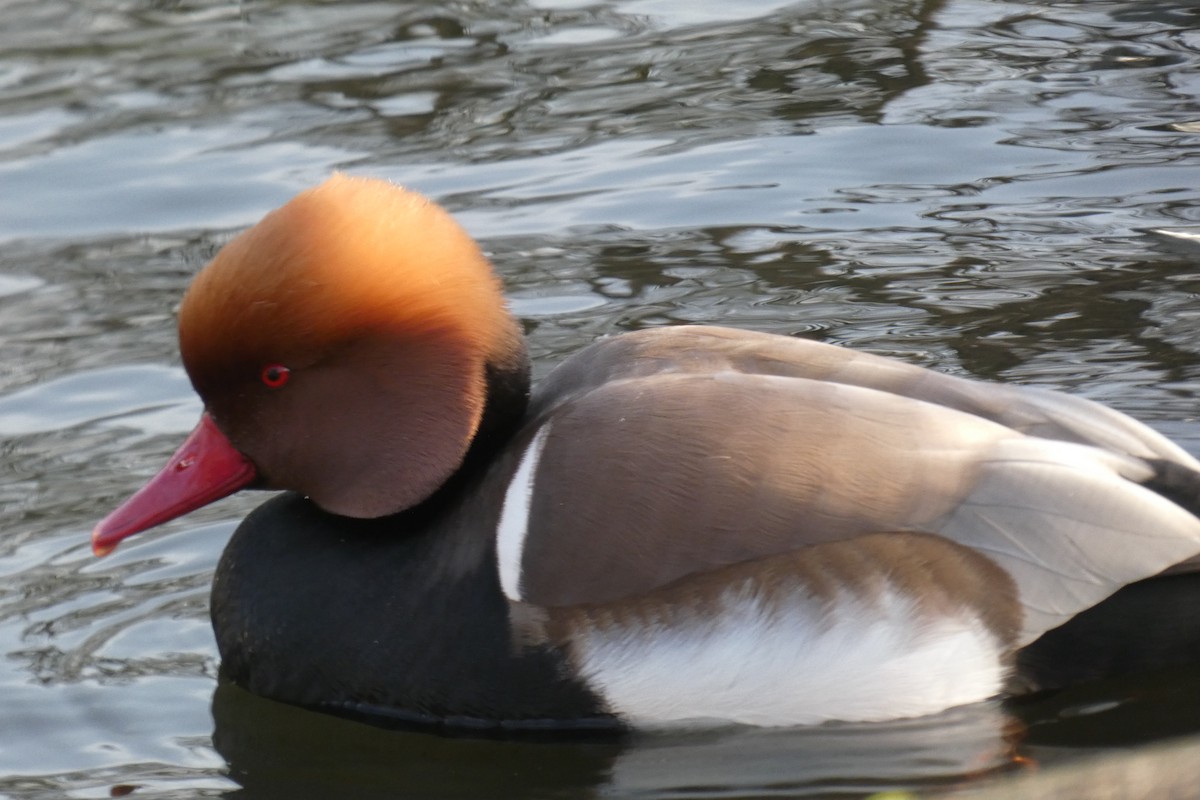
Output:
left=260, top=364, right=291, bottom=389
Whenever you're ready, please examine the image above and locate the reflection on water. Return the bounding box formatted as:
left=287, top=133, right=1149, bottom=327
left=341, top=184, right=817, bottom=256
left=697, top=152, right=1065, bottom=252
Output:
left=212, top=681, right=1019, bottom=799
left=3, top=0, right=1200, bottom=797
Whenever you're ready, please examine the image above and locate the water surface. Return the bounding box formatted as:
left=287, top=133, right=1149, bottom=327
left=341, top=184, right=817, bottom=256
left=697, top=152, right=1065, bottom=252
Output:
left=3, top=0, right=1200, bottom=796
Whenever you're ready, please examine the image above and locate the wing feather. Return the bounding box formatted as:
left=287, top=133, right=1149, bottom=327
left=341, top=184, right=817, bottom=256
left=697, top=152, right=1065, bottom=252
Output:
left=512, top=330, right=1200, bottom=647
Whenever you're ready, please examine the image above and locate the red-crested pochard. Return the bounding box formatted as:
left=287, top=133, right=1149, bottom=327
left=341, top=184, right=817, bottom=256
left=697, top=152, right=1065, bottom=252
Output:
left=94, top=175, right=1200, bottom=732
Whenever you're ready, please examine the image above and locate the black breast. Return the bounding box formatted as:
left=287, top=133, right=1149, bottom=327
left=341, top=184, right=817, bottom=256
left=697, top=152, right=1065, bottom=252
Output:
left=211, top=491, right=617, bottom=734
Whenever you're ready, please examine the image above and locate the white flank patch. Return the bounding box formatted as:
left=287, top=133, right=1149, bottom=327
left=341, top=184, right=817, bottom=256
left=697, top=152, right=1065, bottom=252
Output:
left=495, top=424, right=552, bottom=602
left=571, top=585, right=1005, bottom=727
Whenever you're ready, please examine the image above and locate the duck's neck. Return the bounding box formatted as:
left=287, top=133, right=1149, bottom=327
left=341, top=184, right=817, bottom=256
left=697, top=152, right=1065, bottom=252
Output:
left=410, top=323, right=531, bottom=520
left=467, top=323, right=532, bottom=471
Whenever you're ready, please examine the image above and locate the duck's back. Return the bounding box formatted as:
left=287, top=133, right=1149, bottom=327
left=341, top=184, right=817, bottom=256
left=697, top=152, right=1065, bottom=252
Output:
left=509, top=328, right=1200, bottom=634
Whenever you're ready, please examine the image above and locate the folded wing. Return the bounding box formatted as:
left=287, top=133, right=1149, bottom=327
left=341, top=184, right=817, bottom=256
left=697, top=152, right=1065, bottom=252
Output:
left=504, top=329, right=1200, bottom=648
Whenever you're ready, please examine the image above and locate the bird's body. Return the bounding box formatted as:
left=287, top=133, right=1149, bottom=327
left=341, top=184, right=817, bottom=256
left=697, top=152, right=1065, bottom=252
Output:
left=95, top=175, right=1200, bottom=732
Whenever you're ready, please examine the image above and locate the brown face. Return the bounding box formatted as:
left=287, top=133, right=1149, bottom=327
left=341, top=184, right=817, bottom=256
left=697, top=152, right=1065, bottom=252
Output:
left=196, top=325, right=486, bottom=518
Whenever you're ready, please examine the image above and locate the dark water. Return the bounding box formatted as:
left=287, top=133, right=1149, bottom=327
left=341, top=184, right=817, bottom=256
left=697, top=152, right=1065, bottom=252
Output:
left=3, top=0, right=1200, bottom=797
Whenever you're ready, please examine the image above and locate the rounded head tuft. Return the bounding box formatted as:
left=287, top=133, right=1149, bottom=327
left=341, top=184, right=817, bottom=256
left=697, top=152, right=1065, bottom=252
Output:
left=180, top=174, right=511, bottom=388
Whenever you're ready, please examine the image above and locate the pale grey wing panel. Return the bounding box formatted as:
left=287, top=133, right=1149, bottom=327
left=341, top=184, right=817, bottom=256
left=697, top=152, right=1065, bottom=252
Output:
left=935, top=437, right=1200, bottom=644
left=899, top=378, right=1200, bottom=471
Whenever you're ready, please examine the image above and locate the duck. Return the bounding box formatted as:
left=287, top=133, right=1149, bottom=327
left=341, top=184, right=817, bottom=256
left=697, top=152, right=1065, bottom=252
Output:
left=93, top=174, right=1200, bottom=733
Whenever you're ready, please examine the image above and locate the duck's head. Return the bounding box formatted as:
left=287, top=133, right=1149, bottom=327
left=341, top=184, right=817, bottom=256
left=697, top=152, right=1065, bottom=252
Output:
left=93, top=175, right=529, bottom=555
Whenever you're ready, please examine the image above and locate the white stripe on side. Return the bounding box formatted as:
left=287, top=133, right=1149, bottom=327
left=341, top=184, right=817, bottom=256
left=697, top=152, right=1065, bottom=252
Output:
left=496, top=424, right=552, bottom=602
left=570, top=585, right=1005, bottom=727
